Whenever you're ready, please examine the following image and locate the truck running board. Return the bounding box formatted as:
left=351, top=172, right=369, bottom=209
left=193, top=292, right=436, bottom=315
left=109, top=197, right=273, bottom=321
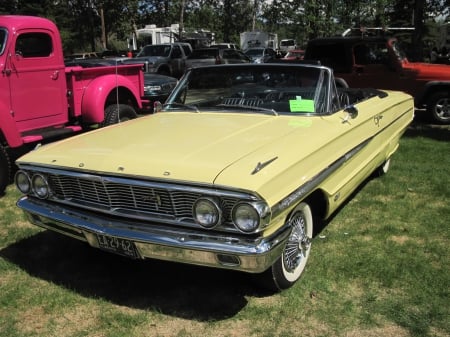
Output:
left=22, top=125, right=82, bottom=144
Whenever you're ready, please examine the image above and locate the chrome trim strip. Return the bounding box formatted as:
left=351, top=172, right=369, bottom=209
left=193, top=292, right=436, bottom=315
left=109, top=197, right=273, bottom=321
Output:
left=17, top=196, right=290, bottom=273
left=271, top=138, right=371, bottom=217
left=271, top=102, right=412, bottom=217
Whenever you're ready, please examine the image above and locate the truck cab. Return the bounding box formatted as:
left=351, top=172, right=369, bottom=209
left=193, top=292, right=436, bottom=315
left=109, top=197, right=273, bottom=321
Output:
left=0, top=15, right=146, bottom=194
left=0, top=16, right=68, bottom=144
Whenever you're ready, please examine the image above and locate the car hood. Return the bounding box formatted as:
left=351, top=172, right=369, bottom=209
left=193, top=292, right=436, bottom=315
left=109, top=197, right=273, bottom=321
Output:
left=17, top=112, right=330, bottom=191
left=402, top=60, right=450, bottom=80
left=144, top=73, right=177, bottom=84
left=125, top=56, right=165, bottom=64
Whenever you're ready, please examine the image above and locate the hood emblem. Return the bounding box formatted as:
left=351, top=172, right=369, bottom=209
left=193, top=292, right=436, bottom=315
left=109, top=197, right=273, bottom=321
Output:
left=251, top=156, right=278, bottom=175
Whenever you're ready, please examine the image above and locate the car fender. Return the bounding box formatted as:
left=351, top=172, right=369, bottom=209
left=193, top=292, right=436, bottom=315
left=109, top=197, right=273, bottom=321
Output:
left=416, top=80, right=450, bottom=107
left=81, top=74, right=142, bottom=124
left=0, top=101, right=23, bottom=148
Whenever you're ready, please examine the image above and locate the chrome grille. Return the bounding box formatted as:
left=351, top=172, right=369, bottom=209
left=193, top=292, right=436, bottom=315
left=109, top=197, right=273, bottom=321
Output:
left=44, top=172, right=242, bottom=227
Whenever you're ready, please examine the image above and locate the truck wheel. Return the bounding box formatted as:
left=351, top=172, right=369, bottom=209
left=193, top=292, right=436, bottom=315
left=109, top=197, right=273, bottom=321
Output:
left=101, top=104, right=138, bottom=127
left=0, top=144, right=11, bottom=195
left=427, top=92, right=450, bottom=125
left=257, top=202, right=313, bottom=291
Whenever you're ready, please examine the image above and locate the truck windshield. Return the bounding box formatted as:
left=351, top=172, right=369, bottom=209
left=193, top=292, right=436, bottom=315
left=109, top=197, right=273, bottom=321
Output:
left=0, top=28, right=6, bottom=55
left=281, top=39, right=295, bottom=47
left=138, top=45, right=171, bottom=57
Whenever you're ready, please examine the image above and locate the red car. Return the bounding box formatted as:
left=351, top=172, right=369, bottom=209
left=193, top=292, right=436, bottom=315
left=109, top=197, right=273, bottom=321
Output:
left=283, top=49, right=305, bottom=60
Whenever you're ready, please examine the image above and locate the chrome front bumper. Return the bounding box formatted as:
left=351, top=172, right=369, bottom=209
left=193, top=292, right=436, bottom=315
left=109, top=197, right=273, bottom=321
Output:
left=17, top=196, right=290, bottom=273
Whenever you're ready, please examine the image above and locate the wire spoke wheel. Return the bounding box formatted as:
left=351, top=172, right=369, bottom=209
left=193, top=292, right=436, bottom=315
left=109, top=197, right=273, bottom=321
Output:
left=258, top=202, right=313, bottom=291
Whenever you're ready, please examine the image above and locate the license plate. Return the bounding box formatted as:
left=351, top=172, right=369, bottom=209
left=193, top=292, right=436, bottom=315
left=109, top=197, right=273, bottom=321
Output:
left=96, top=234, right=139, bottom=259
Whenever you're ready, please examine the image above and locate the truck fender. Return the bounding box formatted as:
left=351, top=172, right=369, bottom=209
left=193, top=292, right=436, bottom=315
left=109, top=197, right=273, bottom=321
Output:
left=416, top=80, right=450, bottom=107
left=81, top=74, right=142, bottom=124
left=0, top=101, right=23, bottom=148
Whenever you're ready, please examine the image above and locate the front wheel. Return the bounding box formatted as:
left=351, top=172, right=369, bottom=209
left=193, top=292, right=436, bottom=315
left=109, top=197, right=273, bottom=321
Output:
left=427, top=92, right=450, bottom=125
left=258, top=202, right=313, bottom=291
left=101, top=104, right=138, bottom=127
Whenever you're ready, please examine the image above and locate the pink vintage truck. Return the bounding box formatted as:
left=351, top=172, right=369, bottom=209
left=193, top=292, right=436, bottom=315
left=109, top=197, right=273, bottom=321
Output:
left=0, top=15, right=147, bottom=194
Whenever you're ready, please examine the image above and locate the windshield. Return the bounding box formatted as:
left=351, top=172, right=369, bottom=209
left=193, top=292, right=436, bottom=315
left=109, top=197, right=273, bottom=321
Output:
left=0, top=28, right=7, bottom=55
left=164, top=64, right=332, bottom=115
left=281, top=40, right=295, bottom=47
left=138, top=45, right=171, bottom=57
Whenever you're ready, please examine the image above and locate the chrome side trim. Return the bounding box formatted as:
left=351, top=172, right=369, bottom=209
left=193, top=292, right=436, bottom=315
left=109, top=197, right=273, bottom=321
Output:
left=272, top=138, right=371, bottom=217
left=17, top=196, right=290, bottom=273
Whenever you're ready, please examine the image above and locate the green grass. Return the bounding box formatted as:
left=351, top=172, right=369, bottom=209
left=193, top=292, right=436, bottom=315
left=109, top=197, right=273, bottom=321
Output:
left=0, top=124, right=448, bottom=337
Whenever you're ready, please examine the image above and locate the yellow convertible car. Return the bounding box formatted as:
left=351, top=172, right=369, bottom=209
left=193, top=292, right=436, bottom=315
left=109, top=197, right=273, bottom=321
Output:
left=15, top=63, right=414, bottom=291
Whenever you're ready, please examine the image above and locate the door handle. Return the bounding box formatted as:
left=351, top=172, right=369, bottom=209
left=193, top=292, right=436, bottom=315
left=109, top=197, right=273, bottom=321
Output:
left=51, top=70, right=59, bottom=80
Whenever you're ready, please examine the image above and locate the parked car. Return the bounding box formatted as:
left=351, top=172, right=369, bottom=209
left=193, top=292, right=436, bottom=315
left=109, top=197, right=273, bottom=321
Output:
left=283, top=49, right=305, bottom=60
left=65, top=51, right=98, bottom=60
left=185, top=48, right=250, bottom=69
left=279, top=39, right=297, bottom=54
left=15, top=63, right=413, bottom=291
left=212, top=43, right=240, bottom=50
left=121, top=43, right=192, bottom=78
left=244, top=47, right=277, bottom=63
left=304, top=34, right=450, bottom=124
left=143, top=73, right=178, bottom=108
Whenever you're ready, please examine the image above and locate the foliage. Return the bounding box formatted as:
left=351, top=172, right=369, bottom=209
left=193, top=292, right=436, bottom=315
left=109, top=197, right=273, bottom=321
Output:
left=0, top=0, right=448, bottom=56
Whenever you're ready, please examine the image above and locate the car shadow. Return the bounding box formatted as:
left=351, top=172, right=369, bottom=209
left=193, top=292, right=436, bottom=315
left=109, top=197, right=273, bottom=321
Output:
left=0, top=230, right=271, bottom=321
left=407, top=119, right=450, bottom=141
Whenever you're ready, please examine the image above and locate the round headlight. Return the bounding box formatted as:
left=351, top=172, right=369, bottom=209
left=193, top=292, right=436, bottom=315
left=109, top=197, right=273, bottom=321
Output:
left=193, top=197, right=222, bottom=228
left=31, top=174, right=50, bottom=199
left=15, top=170, right=31, bottom=194
left=232, top=203, right=260, bottom=232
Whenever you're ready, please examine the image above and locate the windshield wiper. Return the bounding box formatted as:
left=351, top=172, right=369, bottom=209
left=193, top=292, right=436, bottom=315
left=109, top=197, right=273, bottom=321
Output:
left=163, top=102, right=200, bottom=112
left=216, top=104, right=278, bottom=116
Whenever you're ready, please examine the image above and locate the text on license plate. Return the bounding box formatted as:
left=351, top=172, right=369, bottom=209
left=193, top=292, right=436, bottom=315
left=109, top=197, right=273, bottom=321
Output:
left=96, top=234, right=139, bottom=259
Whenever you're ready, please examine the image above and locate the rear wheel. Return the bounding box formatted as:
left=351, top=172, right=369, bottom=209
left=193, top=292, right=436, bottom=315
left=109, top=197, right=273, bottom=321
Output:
left=101, top=104, right=137, bottom=127
left=258, top=202, right=313, bottom=291
left=0, top=144, right=11, bottom=195
left=427, top=92, right=450, bottom=125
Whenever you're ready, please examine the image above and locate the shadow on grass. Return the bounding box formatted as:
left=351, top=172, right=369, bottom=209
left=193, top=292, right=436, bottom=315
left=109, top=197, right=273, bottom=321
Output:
left=0, top=231, right=270, bottom=321
left=405, top=120, right=450, bottom=141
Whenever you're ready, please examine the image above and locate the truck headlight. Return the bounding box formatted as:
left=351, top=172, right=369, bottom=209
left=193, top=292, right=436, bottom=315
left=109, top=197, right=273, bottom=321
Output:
left=15, top=170, right=31, bottom=194
left=193, top=197, right=222, bottom=228
left=31, top=174, right=50, bottom=199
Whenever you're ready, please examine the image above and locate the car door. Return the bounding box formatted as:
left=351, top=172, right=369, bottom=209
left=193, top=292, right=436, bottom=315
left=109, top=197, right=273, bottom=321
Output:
left=349, top=41, right=417, bottom=92
left=169, top=45, right=184, bottom=77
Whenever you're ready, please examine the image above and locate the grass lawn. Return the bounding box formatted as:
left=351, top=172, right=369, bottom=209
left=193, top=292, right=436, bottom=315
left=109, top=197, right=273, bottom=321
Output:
left=0, top=123, right=448, bottom=337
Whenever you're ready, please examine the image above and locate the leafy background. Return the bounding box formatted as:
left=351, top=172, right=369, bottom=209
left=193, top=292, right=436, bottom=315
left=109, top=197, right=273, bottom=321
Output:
left=0, top=0, right=448, bottom=60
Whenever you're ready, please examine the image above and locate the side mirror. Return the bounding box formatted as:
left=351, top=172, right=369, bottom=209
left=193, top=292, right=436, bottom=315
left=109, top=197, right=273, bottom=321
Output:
left=154, top=101, right=162, bottom=113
